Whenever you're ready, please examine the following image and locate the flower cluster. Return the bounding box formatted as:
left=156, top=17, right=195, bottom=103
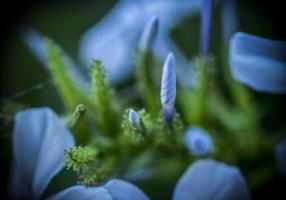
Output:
left=5, top=0, right=286, bottom=199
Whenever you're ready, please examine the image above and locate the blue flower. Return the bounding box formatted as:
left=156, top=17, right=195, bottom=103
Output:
left=79, top=0, right=201, bottom=84
left=184, top=126, right=213, bottom=157
left=161, top=52, right=176, bottom=122
left=9, top=108, right=149, bottom=200
left=275, top=139, right=286, bottom=176
left=229, top=32, right=286, bottom=93
left=173, top=159, right=250, bottom=200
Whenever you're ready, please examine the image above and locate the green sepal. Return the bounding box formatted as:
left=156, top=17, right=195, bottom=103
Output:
left=91, top=60, right=121, bottom=135
left=44, top=38, right=94, bottom=112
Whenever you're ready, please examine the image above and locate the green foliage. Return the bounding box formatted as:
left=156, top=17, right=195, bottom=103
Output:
left=65, top=104, right=90, bottom=144
left=65, top=146, right=102, bottom=185
left=39, top=37, right=276, bottom=191
left=135, top=51, right=161, bottom=117
left=44, top=39, right=94, bottom=112
left=65, top=146, right=98, bottom=173
left=178, top=58, right=215, bottom=125
left=91, top=60, right=121, bottom=135
left=66, top=104, right=87, bottom=129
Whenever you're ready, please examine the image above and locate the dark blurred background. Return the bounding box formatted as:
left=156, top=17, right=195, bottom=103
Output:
left=0, top=0, right=285, bottom=199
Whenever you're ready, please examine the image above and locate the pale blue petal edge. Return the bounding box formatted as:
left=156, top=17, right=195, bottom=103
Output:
left=11, top=107, right=75, bottom=199
left=104, top=179, right=150, bottom=200
left=47, top=179, right=150, bottom=200
left=46, top=186, right=113, bottom=200
left=79, top=0, right=200, bottom=85
left=275, top=139, right=286, bottom=176
left=136, top=0, right=201, bottom=30
left=230, top=32, right=286, bottom=93
left=173, top=159, right=250, bottom=200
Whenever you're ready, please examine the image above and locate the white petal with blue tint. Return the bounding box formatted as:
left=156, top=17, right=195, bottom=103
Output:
left=79, top=0, right=201, bottom=84
left=230, top=32, right=286, bottom=93
left=275, top=139, right=286, bottom=176
left=11, top=108, right=75, bottom=199
left=47, top=179, right=150, bottom=200
left=184, top=126, right=213, bottom=157
left=173, top=160, right=250, bottom=200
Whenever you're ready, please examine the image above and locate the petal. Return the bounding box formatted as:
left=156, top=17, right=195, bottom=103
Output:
left=79, top=1, right=142, bottom=85
left=275, top=139, right=286, bottom=176
left=220, top=0, right=239, bottom=42
left=173, top=160, right=250, bottom=200
left=79, top=0, right=200, bottom=85
left=47, top=179, right=149, bottom=200
left=230, top=32, right=286, bottom=93
left=11, top=108, right=75, bottom=199
left=138, top=0, right=201, bottom=30
left=184, top=126, right=213, bottom=157
left=104, top=179, right=150, bottom=200
left=46, top=186, right=113, bottom=200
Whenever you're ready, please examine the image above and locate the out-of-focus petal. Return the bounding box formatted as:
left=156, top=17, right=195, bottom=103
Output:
left=220, top=0, right=239, bottom=43
left=230, top=32, right=286, bottom=93
left=47, top=179, right=149, bottom=200
left=46, top=186, right=113, bottom=200
left=275, top=139, right=286, bottom=176
left=184, top=126, right=213, bottom=157
left=79, top=0, right=201, bottom=84
left=139, top=0, right=201, bottom=30
left=79, top=1, right=144, bottom=85
left=173, top=160, right=250, bottom=200
left=104, top=179, right=150, bottom=200
left=11, top=108, right=75, bottom=199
